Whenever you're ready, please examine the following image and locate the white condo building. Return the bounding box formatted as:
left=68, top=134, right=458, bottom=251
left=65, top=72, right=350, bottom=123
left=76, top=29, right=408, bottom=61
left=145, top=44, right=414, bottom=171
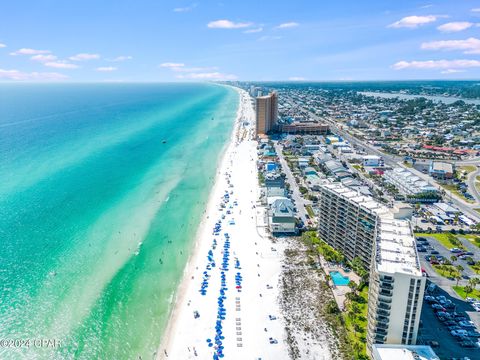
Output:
left=366, top=216, right=425, bottom=355
left=317, top=182, right=425, bottom=354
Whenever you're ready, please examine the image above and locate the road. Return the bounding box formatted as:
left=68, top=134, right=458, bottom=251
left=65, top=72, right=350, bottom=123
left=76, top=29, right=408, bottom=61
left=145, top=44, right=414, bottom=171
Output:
left=468, top=166, right=480, bottom=204
left=284, top=95, right=480, bottom=222
left=273, top=141, right=308, bottom=225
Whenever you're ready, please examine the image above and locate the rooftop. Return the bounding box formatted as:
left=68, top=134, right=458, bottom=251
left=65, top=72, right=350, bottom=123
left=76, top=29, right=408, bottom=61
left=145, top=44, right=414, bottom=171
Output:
left=320, top=182, right=421, bottom=276
left=430, top=161, right=454, bottom=173
left=371, top=344, right=439, bottom=360
left=321, top=182, right=388, bottom=215
left=376, top=217, right=421, bottom=276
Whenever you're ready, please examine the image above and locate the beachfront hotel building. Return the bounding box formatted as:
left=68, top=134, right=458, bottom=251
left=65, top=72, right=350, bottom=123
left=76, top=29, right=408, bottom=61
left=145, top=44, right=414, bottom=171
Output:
left=255, top=92, right=278, bottom=135
left=366, top=216, right=425, bottom=355
left=318, top=183, right=383, bottom=267
left=317, top=182, right=425, bottom=354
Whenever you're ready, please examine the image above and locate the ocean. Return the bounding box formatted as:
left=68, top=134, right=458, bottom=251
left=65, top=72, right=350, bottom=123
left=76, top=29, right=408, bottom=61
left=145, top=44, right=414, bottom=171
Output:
left=0, top=83, right=238, bottom=359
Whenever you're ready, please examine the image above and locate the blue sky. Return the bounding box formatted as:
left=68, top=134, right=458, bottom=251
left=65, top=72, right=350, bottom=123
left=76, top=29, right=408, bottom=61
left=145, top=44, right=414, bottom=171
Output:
left=1, top=0, right=480, bottom=81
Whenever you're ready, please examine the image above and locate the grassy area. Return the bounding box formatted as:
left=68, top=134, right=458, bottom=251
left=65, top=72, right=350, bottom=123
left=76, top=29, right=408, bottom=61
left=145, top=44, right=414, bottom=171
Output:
left=432, top=264, right=461, bottom=279
left=458, top=165, right=477, bottom=175
left=474, top=208, right=480, bottom=214
left=453, top=285, right=480, bottom=300
left=415, top=232, right=466, bottom=250
left=461, top=234, right=480, bottom=248
left=440, top=183, right=475, bottom=204
left=403, top=161, right=413, bottom=168
left=352, top=164, right=362, bottom=171
left=342, top=286, right=369, bottom=359
left=305, top=205, right=315, bottom=218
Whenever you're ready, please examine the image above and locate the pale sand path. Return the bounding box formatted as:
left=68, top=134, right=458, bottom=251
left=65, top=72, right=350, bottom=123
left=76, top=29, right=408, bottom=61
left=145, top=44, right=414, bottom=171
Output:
left=157, top=88, right=289, bottom=360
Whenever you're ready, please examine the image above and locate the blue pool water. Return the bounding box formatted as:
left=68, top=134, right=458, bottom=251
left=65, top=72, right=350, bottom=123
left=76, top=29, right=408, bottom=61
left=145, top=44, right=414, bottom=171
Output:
left=330, top=271, right=350, bottom=286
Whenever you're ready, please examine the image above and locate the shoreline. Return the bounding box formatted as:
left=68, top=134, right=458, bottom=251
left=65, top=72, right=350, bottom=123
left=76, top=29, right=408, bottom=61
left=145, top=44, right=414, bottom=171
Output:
left=156, top=86, right=292, bottom=359
left=156, top=86, right=251, bottom=358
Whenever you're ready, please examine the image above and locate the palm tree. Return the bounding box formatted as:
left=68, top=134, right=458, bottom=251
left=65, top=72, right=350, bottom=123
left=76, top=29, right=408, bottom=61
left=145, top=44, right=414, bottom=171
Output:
left=456, top=265, right=464, bottom=274
left=348, top=280, right=358, bottom=297
left=469, top=277, right=480, bottom=291
left=455, top=274, right=462, bottom=287
left=451, top=255, right=457, bottom=263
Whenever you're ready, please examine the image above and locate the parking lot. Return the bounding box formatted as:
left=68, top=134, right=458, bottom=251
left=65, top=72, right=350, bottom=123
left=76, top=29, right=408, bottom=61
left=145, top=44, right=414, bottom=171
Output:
left=418, top=235, right=479, bottom=279
left=417, top=284, right=480, bottom=359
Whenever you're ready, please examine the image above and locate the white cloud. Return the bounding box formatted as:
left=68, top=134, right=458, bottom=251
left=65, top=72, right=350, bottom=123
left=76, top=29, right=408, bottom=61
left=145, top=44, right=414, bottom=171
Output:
left=258, top=35, right=282, bottom=41
left=244, top=27, right=263, bottom=34
left=388, top=15, right=440, bottom=28
left=96, top=66, right=117, bottom=72
left=10, top=48, right=51, bottom=56
left=109, top=55, right=132, bottom=62
left=472, top=8, right=480, bottom=12
left=0, top=43, right=6, bottom=48
left=176, top=72, right=237, bottom=80
left=160, top=62, right=185, bottom=68
left=30, top=54, right=57, bottom=62
left=207, top=19, right=252, bottom=29
left=44, top=61, right=79, bottom=69
left=392, top=59, right=480, bottom=70
left=0, top=68, right=68, bottom=81
left=420, top=4, right=433, bottom=9
left=437, top=22, right=474, bottom=32
left=276, top=22, right=299, bottom=29
left=69, top=53, right=100, bottom=61
left=441, top=69, right=465, bottom=74
left=421, top=37, right=480, bottom=54
left=173, top=3, right=197, bottom=12
left=288, top=77, right=306, bottom=81
left=172, top=66, right=218, bottom=72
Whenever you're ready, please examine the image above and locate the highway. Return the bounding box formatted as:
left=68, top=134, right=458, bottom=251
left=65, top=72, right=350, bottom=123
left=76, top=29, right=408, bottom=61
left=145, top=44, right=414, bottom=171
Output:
left=284, top=95, right=480, bottom=222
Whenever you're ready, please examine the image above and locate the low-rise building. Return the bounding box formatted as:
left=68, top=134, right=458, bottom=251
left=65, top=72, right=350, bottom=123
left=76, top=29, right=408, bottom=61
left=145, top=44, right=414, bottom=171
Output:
left=384, top=168, right=438, bottom=199
left=371, top=344, right=439, bottom=360
left=363, top=155, right=382, bottom=167
left=269, top=197, right=296, bottom=234
left=298, top=157, right=310, bottom=168
left=429, top=161, right=454, bottom=180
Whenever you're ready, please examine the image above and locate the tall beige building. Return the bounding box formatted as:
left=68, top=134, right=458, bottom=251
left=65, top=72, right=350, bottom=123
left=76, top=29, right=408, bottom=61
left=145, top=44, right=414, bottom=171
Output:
left=255, top=92, right=278, bottom=135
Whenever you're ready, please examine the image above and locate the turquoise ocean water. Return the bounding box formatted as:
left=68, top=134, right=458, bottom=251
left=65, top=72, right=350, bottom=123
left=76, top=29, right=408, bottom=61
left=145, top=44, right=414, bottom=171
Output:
left=0, top=83, right=238, bottom=359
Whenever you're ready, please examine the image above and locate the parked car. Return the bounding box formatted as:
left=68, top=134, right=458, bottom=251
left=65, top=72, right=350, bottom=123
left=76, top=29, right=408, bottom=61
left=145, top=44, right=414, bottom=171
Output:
left=431, top=250, right=439, bottom=255
left=459, top=321, right=476, bottom=329
left=451, top=329, right=468, bottom=337
left=460, top=340, right=477, bottom=348
left=450, top=248, right=462, bottom=253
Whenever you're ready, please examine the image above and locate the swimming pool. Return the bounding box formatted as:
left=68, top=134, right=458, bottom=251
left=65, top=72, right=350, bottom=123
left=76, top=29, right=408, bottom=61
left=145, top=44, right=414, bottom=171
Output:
left=329, top=271, right=350, bottom=286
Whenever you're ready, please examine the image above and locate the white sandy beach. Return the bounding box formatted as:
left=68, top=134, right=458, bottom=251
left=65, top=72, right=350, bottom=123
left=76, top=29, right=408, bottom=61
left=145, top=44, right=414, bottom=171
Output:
left=157, top=88, right=289, bottom=360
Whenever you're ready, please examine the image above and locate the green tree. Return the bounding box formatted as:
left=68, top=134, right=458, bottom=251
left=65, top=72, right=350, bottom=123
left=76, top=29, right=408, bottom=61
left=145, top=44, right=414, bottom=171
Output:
left=348, top=281, right=358, bottom=297
left=455, top=274, right=462, bottom=287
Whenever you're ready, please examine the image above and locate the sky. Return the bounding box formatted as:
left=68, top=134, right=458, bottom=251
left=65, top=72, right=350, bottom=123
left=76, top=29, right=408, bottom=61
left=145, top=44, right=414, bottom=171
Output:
left=1, top=0, right=480, bottom=82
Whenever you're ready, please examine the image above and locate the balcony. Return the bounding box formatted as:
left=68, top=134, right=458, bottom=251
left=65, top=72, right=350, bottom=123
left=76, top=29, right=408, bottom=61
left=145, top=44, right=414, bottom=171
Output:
left=380, top=283, right=393, bottom=291
left=379, top=289, right=392, bottom=297
left=378, top=302, right=391, bottom=310
left=377, top=309, right=390, bottom=317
